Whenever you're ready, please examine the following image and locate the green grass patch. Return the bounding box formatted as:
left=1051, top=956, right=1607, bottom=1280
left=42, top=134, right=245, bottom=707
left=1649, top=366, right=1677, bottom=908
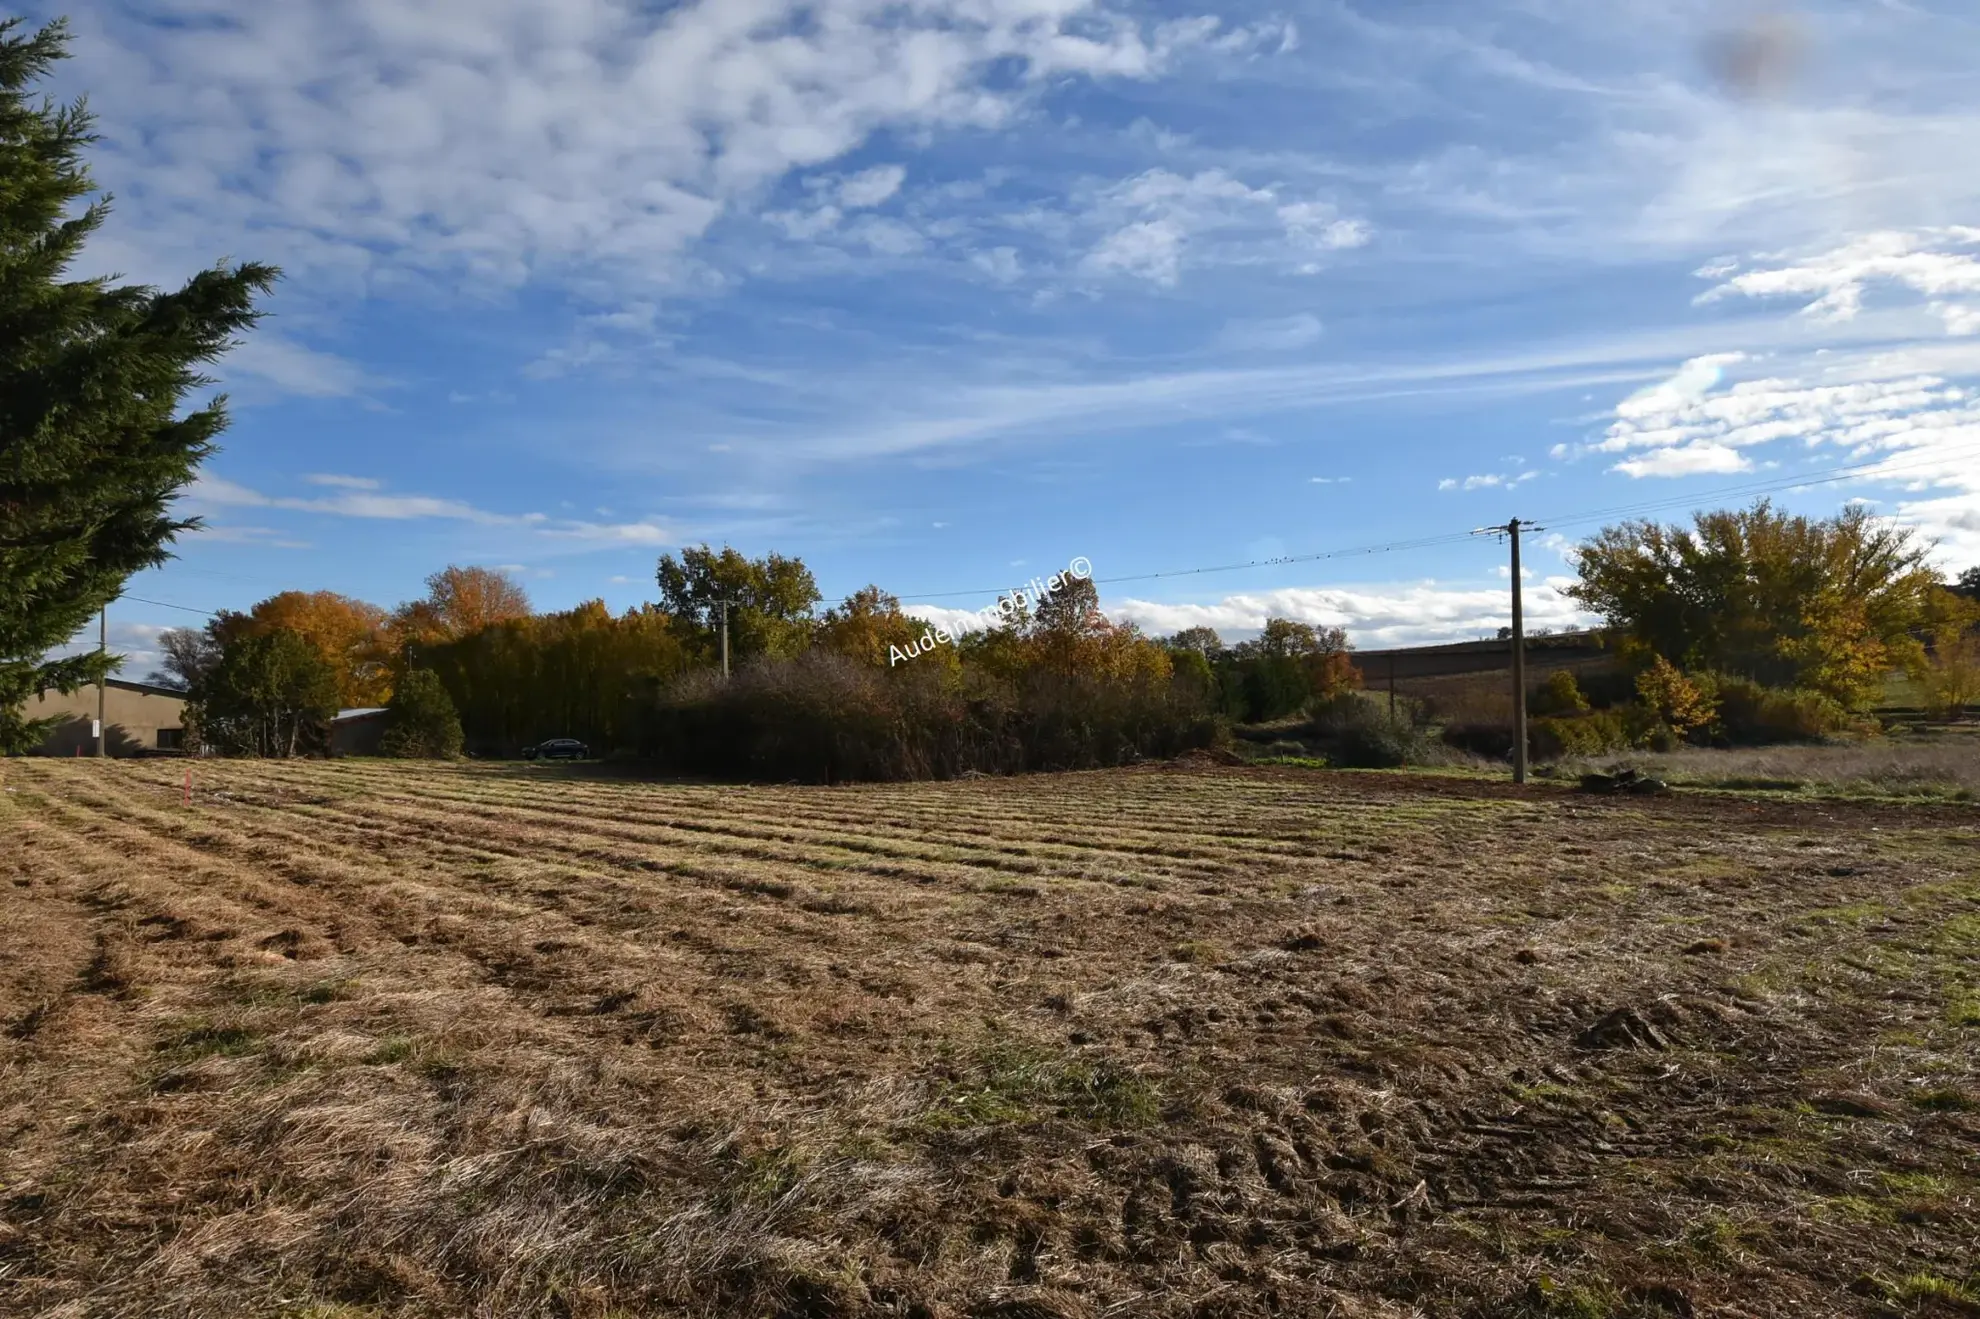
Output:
left=1169, top=939, right=1222, bottom=964
left=1912, top=1088, right=1975, bottom=1113
left=364, top=1035, right=416, bottom=1065
left=919, top=1044, right=1160, bottom=1132
left=1520, top=1275, right=1625, bottom=1318
left=155, top=1018, right=259, bottom=1061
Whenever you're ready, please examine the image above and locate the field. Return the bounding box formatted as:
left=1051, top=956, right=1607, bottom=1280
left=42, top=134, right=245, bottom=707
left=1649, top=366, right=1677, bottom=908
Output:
left=2, top=759, right=1977, bottom=1318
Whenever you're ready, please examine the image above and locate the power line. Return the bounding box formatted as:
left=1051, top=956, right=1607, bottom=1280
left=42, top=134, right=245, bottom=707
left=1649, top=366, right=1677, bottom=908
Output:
left=894, top=531, right=1479, bottom=604
left=122, top=595, right=221, bottom=618
left=1531, top=440, right=1980, bottom=535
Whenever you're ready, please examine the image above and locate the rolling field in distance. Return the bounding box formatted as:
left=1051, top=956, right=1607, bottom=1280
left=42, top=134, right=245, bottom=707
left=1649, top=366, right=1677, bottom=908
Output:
left=2, top=759, right=1977, bottom=1318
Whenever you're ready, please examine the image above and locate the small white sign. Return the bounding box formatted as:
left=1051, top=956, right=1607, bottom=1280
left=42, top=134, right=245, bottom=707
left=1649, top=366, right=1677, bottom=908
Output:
left=90, top=719, right=101, bottom=739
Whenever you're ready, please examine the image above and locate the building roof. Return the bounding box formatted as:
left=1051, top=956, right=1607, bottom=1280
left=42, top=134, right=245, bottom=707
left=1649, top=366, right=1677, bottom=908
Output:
left=333, top=707, right=390, bottom=722
left=102, top=678, right=188, bottom=700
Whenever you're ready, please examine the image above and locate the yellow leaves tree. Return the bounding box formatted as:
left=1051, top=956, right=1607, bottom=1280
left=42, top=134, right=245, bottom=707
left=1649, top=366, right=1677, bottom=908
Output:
left=1921, top=586, right=1980, bottom=720
left=1568, top=501, right=1936, bottom=709
left=817, top=585, right=926, bottom=667
left=418, top=599, right=687, bottom=753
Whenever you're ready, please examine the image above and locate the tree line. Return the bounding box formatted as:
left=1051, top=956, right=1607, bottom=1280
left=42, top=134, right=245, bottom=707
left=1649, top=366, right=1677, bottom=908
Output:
left=143, top=547, right=1371, bottom=772
left=41, top=500, right=1980, bottom=775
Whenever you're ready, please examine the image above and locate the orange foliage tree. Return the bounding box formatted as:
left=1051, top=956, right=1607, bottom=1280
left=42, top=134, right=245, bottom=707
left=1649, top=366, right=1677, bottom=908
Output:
left=390, top=566, right=532, bottom=649
left=221, top=590, right=391, bottom=708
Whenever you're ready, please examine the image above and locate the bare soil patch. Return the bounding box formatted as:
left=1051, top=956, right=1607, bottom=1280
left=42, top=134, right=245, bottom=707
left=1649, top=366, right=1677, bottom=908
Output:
left=2, top=759, right=1976, bottom=1317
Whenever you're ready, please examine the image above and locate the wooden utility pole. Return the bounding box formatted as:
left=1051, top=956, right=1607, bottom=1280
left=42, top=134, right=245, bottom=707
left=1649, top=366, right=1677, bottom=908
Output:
left=1476, top=519, right=1539, bottom=784
left=95, top=607, right=107, bottom=758
left=1508, top=519, right=1528, bottom=784
left=719, top=600, right=731, bottom=680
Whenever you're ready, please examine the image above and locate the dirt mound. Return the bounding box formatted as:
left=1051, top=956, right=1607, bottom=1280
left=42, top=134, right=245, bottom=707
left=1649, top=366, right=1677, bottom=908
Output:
left=1574, top=1004, right=1681, bottom=1050
left=1578, top=768, right=1670, bottom=796
left=1171, top=746, right=1248, bottom=767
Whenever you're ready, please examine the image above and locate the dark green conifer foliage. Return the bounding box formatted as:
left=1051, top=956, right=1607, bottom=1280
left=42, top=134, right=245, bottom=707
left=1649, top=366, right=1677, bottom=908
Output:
left=0, top=17, right=277, bottom=751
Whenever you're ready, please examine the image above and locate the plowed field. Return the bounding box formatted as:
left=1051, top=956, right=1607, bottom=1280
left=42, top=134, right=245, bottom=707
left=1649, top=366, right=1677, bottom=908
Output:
left=2, top=758, right=1977, bottom=1318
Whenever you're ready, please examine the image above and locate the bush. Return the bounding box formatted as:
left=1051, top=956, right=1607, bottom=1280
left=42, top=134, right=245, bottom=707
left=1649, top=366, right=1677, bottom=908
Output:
left=1636, top=656, right=1717, bottom=737
left=1530, top=711, right=1630, bottom=760
left=1530, top=669, right=1592, bottom=716
left=1442, top=721, right=1515, bottom=759
left=643, top=651, right=1218, bottom=783
left=1699, top=672, right=1850, bottom=745
left=1308, top=692, right=1429, bottom=768
left=379, top=668, right=464, bottom=759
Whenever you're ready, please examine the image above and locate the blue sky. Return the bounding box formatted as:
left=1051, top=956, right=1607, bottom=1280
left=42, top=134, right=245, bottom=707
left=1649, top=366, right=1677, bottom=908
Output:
left=34, top=0, right=1980, bottom=672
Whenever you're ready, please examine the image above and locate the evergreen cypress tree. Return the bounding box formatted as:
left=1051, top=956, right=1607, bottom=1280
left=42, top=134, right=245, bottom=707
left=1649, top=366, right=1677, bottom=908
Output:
left=1, top=18, right=277, bottom=752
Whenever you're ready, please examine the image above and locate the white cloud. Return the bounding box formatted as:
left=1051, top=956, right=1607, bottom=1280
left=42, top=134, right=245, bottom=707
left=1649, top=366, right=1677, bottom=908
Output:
left=902, top=603, right=1003, bottom=636
left=765, top=205, right=845, bottom=241
left=50, top=619, right=179, bottom=680
left=185, top=473, right=675, bottom=547
left=906, top=572, right=1592, bottom=651
left=216, top=331, right=377, bottom=399
left=1612, top=443, right=1750, bottom=479
left=1309, top=475, right=1350, bottom=485
left=1937, top=304, right=1980, bottom=337
left=304, top=473, right=381, bottom=490
left=62, top=0, right=1265, bottom=301
left=1439, top=470, right=1537, bottom=491
left=1083, top=217, right=1188, bottom=285
left=1078, top=169, right=1368, bottom=286
left=1698, top=230, right=1980, bottom=323
left=835, top=164, right=907, bottom=210
left=1613, top=352, right=1747, bottom=423
left=1573, top=250, right=1980, bottom=560
left=1276, top=203, right=1370, bottom=262
left=1106, top=579, right=1591, bottom=649
left=970, top=246, right=1023, bottom=283
left=846, top=216, right=924, bottom=256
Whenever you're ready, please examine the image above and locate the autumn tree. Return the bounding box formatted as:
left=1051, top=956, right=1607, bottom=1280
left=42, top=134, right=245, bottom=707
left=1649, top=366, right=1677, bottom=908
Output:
left=232, top=590, right=389, bottom=706
left=390, top=566, right=531, bottom=649
left=420, top=600, right=686, bottom=754
left=1922, top=585, right=1980, bottom=720
left=1567, top=501, right=1937, bottom=709
left=655, top=545, right=819, bottom=665
left=0, top=19, right=276, bottom=752
left=1215, top=617, right=1360, bottom=720
left=1166, top=627, right=1224, bottom=656
left=817, top=585, right=923, bottom=667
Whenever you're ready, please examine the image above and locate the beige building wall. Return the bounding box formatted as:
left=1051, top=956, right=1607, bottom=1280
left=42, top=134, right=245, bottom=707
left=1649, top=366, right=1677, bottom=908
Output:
left=23, top=680, right=187, bottom=757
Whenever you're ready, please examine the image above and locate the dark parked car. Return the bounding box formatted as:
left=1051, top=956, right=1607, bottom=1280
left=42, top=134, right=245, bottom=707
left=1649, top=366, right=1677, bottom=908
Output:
left=523, top=738, right=589, bottom=761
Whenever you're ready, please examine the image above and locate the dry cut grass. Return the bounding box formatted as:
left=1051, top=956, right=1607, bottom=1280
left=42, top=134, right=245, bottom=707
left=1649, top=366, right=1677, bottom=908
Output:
left=1564, top=733, right=1980, bottom=800
left=1, top=757, right=1976, bottom=1318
